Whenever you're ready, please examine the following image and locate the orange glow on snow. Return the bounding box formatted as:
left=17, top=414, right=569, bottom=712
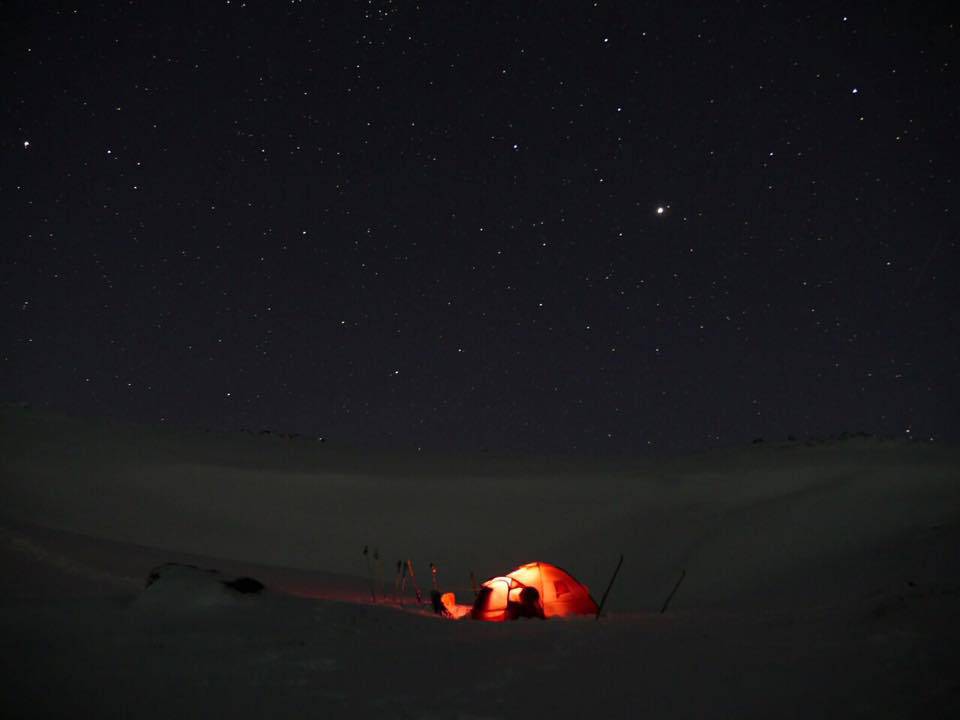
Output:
left=440, top=591, right=471, bottom=619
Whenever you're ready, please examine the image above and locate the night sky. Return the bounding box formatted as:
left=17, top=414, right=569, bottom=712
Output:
left=3, top=1, right=958, bottom=455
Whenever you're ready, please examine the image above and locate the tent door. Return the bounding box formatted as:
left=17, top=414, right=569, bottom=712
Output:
left=487, top=579, right=509, bottom=614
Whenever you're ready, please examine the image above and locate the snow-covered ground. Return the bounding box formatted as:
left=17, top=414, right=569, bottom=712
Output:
left=1, top=406, right=958, bottom=718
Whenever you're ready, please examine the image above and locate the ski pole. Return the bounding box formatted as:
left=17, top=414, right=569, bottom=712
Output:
left=660, top=569, right=686, bottom=614
left=595, top=554, right=624, bottom=620
left=363, top=545, right=377, bottom=603
left=406, top=559, right=423, bottom=604
left=398, top=560, right=408, bottom=606
left=374, top=547, right=384, bottom=603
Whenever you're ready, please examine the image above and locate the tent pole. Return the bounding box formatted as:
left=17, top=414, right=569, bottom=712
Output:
left=537, top=562, right=543, bottom=603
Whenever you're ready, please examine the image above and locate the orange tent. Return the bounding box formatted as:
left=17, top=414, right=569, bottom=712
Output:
left=470, top=561, right=598, bottom=621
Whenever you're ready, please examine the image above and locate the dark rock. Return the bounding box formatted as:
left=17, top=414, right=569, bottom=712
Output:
left=140, top=563, right=266, bottom=608
left=222, top=576, right=265, bottom=594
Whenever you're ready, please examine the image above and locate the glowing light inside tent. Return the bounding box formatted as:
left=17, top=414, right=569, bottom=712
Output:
left=470, top=561, right=598, bottom=622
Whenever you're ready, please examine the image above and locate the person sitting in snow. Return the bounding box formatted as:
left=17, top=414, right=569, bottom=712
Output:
left=508, top=586, right=544, bottom=620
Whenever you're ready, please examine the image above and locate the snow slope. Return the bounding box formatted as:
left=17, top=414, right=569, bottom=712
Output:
left=1, top=406, right=958, bottom=718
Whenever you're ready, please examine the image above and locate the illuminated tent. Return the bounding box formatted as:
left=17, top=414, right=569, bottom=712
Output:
left=470, top=561, right=598, bottom=621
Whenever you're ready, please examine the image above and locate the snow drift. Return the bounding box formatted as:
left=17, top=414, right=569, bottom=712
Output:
left=1, top=406, right=958, bottom=718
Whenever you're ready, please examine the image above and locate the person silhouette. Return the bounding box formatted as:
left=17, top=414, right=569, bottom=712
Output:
left=509, top=586, right=543, bottom=620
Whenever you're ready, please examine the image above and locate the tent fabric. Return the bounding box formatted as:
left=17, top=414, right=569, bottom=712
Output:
left=470, top=561, right=598, bottom=621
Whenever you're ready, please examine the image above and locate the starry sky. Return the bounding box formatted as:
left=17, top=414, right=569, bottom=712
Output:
left=3, top=1, right=958, bottom=455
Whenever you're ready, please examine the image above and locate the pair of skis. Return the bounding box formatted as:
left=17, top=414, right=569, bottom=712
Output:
left=363, top=546, right=428, bottom=606
left=397, top=558, right=423, bottom=605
